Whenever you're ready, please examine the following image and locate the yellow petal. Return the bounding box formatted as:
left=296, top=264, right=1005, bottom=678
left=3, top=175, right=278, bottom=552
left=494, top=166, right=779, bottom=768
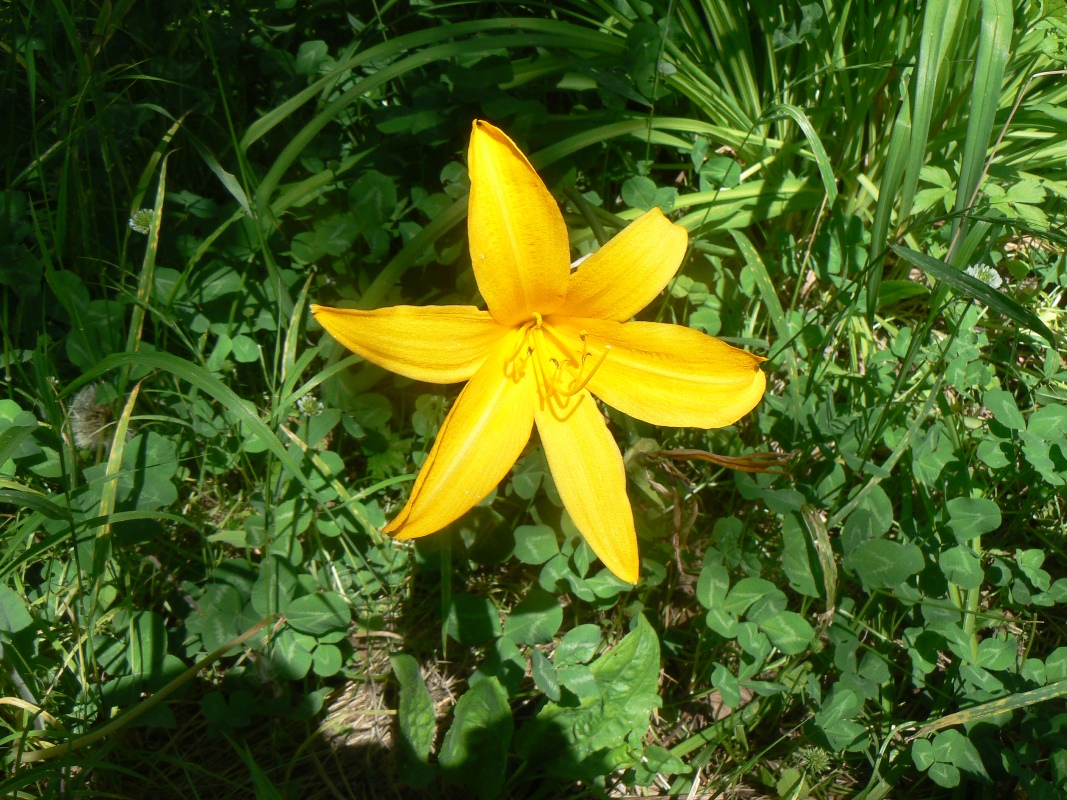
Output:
left=535, top=391, right=638, bottom=584
left=311, top=304, right=504, bottom=384
left=555, top=208, right=688, bottom=321
left=549, top=318, right=766, bottom=428
left=467, top=120, right=569, bottom=325
left=387, top=332, right=535, bottom=539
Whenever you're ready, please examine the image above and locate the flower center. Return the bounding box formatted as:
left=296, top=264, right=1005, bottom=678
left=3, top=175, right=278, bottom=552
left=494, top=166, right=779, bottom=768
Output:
left=504, top=313, right=611, bottom=416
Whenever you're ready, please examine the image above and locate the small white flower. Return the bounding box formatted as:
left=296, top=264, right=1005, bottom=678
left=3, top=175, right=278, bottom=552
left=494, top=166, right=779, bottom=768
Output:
left=128, top=209, right=154, bottom=234
left=297, top=394, right=325, bottom=417
left=966, top=263, right=1003, bottom=290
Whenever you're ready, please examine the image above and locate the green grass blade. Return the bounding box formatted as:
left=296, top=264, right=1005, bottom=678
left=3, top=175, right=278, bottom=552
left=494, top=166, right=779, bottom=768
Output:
left=867, top=90, right=913, bottom=322
left=239, top=19, right=623, bottom=151
left=897, top=0, right=964, bottom=220
left=125, top=155, right=168, bottom=357
left=254, top=31, right=622, bottom=217
left=0, top=489, right=69, bottom=521
left=766, top=103, right=838, bottom=207
left=730, top=230, right=795, bottom=372
left=677, top=177, right=823, bottom=234
left=0, top=425, right=39, bottom=467
left=63, top=353, right=318, bottom=497
left=916, top=678, right=1067, bottom=738
left=949, top=0, right=1012, bottom=257
left=891, top=245, right=1056, bottom=344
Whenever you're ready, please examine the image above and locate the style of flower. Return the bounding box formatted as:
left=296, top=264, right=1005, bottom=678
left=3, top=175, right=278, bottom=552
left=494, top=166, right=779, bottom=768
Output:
left=312, top=120, right=766, bottom=583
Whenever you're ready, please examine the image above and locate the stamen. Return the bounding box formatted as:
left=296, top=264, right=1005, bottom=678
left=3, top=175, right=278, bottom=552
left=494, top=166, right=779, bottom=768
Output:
left=557, top=345, right=611, bottom=397
left=532, top=327, right=562, bottom=402
left=504, top=321, right=538, bottom=381
left=539, top=324, right=584, bottom=366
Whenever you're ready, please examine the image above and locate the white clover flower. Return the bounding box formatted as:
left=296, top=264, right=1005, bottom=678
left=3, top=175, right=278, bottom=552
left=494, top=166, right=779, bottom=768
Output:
left=297, top=393, right=325, bottom=417
left=128, top=208, right=154, bottom=234
left=966, top=263, right=1003, bottom=290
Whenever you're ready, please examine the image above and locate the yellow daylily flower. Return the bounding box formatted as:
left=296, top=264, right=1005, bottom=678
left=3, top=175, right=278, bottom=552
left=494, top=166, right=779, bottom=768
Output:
left=311, top=120, right=766, bottom=584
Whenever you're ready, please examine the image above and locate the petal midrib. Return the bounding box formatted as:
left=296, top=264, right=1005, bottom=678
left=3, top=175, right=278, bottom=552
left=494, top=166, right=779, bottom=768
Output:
left=485, top=158, right=533, bottom=314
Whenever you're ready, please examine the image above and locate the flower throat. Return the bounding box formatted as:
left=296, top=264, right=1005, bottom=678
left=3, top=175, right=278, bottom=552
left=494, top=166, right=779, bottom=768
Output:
left=504, top=312, right=611, bottom=416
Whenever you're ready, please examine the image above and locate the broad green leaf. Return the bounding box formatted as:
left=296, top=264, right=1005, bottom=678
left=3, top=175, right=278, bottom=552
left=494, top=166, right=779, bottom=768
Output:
left=746, top=588, right=788, bottom=624
left=913, top=738, right=935, bottom=770
left=0, top=585, right=34, bottom=634
left=711, top=663, right=741, bottom=709
left=621, top=176, right=658, bottom=210
left=555, top=624, right=600, bottom=666
left=723, top=577, right=777, bottom=615
left=983, top=389, right=1025, bottom=430
left=696, top=563, right=730, bottom=609
left=558, top=663, right=599, bottom=701
left=311, top=644, right=342, bottom=677
left=947, top=497, right=1002, bottom=543
left=814, top=689, right=867, bottom=751
left=1027, top=404, right=1067, bottom=440
left=513, top=524, right=559, bottom=565
left=391, top=653, right=436, bottom=786
left=231, top=335, right=261, bottom=363
left=285, top=592, right=351, bottom=635
left=929, top=762, right=961, bottom=788
left=269, top=628, right=313, bottom=681
left=118, top=432, right=178, bottom=512
left=737, top=621, right=771, bottom=663
left=445, top=594, right=501, bottom=646
left=531, top=648, right=561, bottom=701
left=633, top=744, right=691, bottom=786
left=846, top=539, right=924, bottom=588
left=758, top=611, right=815, bottom=655
left=706, top=607, right=739, bottom=638
left=975, top=637, right=1016, bottom=671
left=471, top=637, right=527, bottom=697
left=940, top=547, right=984, bottom=590
left=841, top=484, right=894, bottom=556
left=503, top=588, right=562, bottom=646
left=439, top=677, right=512, bottom=800
left=251, top=556, right=300, bottom=618
left=516, top=615, right=660, bottom=780
left=350, top=170, right=398, bottom=230
left=781, top=514, right=819, bottom=597
left=187, top=583, right=245, bottom=654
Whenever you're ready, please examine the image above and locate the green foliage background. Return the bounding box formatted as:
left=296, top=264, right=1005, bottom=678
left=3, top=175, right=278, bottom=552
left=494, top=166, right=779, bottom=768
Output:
left=3, top=0, right=1067, bottom=797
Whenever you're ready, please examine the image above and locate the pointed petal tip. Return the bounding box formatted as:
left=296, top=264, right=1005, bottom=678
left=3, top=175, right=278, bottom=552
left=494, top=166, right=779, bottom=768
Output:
left=467, top=118, right=570, bottom=324
left=613, top=561, right=639, bottom=585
